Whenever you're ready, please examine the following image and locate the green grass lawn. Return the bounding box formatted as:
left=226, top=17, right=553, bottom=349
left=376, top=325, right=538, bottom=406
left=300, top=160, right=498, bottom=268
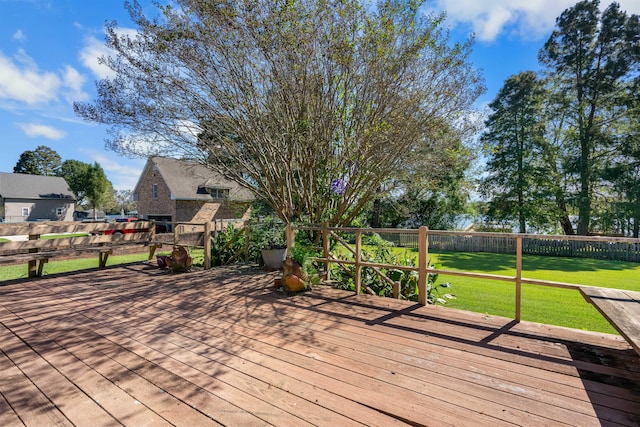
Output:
left=0, top=248, right=209, bottom=282
left=2, top=242, right=637, bottom=334
left=328, top=243, right=640, bottom=333
left=0, top=252, right=153, bottom=281
left=422, top=250, right=640, bottom=334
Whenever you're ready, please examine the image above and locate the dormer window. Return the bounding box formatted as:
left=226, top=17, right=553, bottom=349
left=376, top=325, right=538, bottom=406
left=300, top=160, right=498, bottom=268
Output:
left=210, top=188, right=228, bottom=199
left=198, top=186, right=228, bottom=199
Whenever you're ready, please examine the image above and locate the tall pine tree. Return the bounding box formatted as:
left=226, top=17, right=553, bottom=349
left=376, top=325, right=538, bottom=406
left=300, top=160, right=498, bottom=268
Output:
left=480, top=72, right=549, bottom=233
left=539, top=0, right=640, bottom=235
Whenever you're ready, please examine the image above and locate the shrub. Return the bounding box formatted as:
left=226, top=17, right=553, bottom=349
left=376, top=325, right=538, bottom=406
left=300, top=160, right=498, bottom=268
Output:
left=330, top=245, right=454, bottom=304
left=210, top=224, right=251, bottom=266
left=210, top=218, right=291, bottom=267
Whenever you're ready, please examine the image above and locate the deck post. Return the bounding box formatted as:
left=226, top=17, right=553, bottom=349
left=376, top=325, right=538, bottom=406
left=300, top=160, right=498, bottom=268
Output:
left=285, top=223, right=295, bottom=257
left=27, top=223, right=40, bottom=278
left=515, top=235, right=523, bottom=322
left=149, top=219, right=156, bottom=242
left=418, top=226, right=429, bottom=305
left=244, top=221, right=251, bottom=262
left=355, top=230, right=362, bottom=295
left=204, top=221, right=212, bottom=270
left=147, top=220, right=157, bottom=260
left=322, top=223, right=330, bottom=281
left=173, top=223, right=180, bottom=247
left=393, top=281, right=400, bottom=299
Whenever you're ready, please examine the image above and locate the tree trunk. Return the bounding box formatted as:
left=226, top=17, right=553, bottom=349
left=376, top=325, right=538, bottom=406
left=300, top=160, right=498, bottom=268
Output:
left=576, top=115, right=592, bottom=235
left=555, top=192, right=574, bottom=235
left=634, top=205, right=640, bottom=238
left=370, top=198, right=382, bottom=228
left=518, top=192, right=526, bottom=233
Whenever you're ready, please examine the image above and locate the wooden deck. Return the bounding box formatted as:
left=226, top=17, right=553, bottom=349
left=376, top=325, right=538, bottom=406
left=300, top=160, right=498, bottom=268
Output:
left=1, top=263, right=639, bottom=426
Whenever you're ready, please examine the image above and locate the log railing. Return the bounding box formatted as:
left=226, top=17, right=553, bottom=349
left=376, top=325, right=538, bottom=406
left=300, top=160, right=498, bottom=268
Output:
left=289, top=225, right=640, bottom=322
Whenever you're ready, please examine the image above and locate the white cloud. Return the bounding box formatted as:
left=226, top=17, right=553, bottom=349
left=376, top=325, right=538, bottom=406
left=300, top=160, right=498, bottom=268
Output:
left=79, top=28, right=139, bottom=80
left=61, top=65, right=89, bottom=103
left=78, top=35, right=115, bottom=80
left=431, top=0, right=640, bottom=42
left=12, top=29, right=25, bottom=41
left=0, top=49, right=60, bottom=104
left=0, top=49, right=90, bottom=106
left=18, top=122, right=67, bottom=140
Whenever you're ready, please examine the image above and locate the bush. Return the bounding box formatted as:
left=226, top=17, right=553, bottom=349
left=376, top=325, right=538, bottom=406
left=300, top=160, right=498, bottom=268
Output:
left=289, top=234, right=323, bottom=286
left=210, top=224, right=252, bottom=266
left=330, top=245, right=454, bottom=304
left=210, top=218, right=287, bottom=267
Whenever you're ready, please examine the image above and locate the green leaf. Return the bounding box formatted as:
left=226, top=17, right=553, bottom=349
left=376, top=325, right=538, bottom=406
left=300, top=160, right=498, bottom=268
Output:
left=388, top=269, right=403, bottom=281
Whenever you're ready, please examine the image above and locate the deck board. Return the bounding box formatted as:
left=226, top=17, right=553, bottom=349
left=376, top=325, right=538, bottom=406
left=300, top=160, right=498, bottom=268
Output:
left=580, top=286, right=640, bottom=357
left=1, top=262, right=639, bottom=426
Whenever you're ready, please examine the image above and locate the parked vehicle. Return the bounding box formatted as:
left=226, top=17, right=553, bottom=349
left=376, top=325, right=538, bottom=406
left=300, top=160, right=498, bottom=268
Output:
left=103, top=218, right=145, bottom=235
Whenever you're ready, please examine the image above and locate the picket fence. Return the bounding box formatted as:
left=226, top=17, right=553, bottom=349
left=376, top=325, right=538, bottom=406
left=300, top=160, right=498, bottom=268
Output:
left=378, top=231, right=640, bottom=262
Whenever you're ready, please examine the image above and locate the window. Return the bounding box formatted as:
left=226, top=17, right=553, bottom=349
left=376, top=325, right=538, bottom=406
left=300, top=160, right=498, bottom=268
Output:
left=56, top=207, right=64, bottom=216
left=197, top=186, right=229, bottom=199
left=210, top=188, right=228, bottom=199
left=152, top=183, right=158, bottom=199
left=22, top=207, right=30, bottom=216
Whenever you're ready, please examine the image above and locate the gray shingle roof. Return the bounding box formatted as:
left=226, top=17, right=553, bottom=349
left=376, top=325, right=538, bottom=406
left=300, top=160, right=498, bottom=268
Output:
left=0, top=172, right=75, bottom=200
left=139, top=157, right=254, bottom=201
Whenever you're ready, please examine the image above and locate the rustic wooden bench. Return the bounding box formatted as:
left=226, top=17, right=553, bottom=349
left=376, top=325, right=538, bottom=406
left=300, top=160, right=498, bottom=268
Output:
left=579, top=286, right=640, bottom=357
left=0, top=220, right=155, bottom=278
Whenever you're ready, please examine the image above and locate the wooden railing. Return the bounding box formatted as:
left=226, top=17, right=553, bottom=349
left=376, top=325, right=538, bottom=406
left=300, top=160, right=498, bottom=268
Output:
left=0, top=218, right=250, bottom=276
left=150, top=219, right=250, bottom=269
left=289, top=225, right=640, bottom=322
left=0, top=220, right=156, bottom=277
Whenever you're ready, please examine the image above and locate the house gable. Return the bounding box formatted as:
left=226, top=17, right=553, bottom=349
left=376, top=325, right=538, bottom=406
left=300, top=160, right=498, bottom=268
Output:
left=133, top=157, right=253, bottom=223
left=0, top=172, right=75, bottom=222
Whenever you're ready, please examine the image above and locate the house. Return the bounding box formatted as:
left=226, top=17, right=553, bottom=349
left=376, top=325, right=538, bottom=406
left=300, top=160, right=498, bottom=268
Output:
left=0, top=172, right=75, bottom=223
left=133, top=157, right=254, bottom=226
left=72, top=209, right=106, bottom=221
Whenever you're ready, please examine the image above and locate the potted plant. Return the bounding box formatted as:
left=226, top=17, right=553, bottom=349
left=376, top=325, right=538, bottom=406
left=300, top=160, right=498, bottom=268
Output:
left=280, top=243, right=321, bottom=292
left=250, top=219, right=287, bottom=269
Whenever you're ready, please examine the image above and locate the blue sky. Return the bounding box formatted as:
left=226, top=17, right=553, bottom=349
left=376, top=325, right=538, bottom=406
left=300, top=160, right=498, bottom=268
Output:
left=1, top=0, right=639, bottom=190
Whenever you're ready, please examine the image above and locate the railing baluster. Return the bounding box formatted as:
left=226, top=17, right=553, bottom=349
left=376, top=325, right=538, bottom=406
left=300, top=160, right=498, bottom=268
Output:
left=418, top=226, right=428, bottom=306
left=204, top=221, right=212, bottom=270
left=322, top=223, right=330, bottom=282
left=355, top=230, right=362, bottom=295
left=516, top=236, right=522, bottom=322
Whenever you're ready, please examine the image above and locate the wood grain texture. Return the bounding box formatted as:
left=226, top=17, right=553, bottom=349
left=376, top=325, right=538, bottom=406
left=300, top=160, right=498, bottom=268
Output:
left=0, top=263, right=638, bottom=426
left=580, top=286, right=640, bottom=357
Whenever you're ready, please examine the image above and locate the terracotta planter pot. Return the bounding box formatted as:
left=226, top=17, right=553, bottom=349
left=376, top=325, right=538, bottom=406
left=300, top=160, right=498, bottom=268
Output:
left=283, top=274, right=306, bottom=292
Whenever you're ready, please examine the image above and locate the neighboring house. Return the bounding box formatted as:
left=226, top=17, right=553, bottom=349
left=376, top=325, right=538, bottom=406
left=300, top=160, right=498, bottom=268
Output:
left=0, top=172, right=75, bottom=223
left=73, top=209, right=106, bottom=221
left=133, top=157, right=254, bottom=225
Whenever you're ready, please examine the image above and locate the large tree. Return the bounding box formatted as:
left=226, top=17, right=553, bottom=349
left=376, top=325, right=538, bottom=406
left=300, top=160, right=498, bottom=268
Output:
left=480, top=72, right=549, bottom=233
left=112, top=189, right=137, bottom=215
left=372, top=121, right=475, bottom=230
left=58, top=159, right=114, bottom=214
left=84, top=163, right=111, bottom=219
left=74, top=0, right=484, bottom=226
left=13, top=151, right=40, bottom=175
left=13, top=146, right=62, bottom=176
left=539, top=0, right=640, bottom=235
left=59, top=160, right=92, bottom=205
